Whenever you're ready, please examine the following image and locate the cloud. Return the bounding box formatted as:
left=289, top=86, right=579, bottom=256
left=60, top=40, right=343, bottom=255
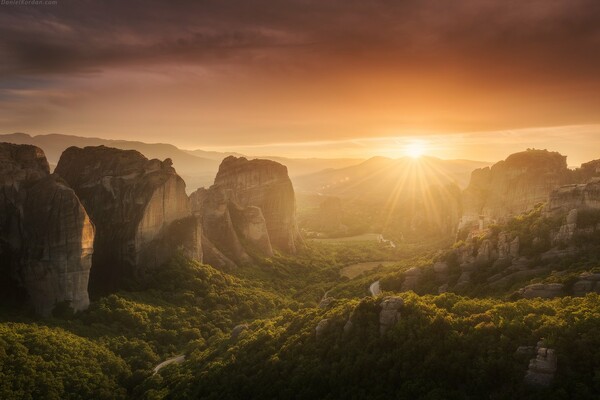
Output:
left=1, top=0, right=599, bottom=78
left=0, top=0, right=599, bottom=150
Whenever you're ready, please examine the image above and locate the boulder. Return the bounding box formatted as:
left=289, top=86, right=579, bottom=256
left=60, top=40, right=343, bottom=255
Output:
left=55, top=146, right=199, bottom=293
left=0, top=143, right=94, bottom=316
left=379, top=296, right=403, bottom=334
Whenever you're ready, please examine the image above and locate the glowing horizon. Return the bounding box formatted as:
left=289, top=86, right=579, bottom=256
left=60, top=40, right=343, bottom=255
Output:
left=173, top=124, right=600, bottom=166
left=1, top=1, right=599, bottom=166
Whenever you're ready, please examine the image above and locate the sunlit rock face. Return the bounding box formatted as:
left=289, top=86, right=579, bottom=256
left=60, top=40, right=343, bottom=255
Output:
left=545, top=179, right=600, bottom=216
left=55, top=146, right=199, bottom=293
left=545, top=179, right=600, bottom=245
left=0, top=143, right=94, bottom=316
left=214, top=156, right=302, bottom=253
left=190, top=156, right=300, bottom=269
left=460, top=149, right=571, bottom=229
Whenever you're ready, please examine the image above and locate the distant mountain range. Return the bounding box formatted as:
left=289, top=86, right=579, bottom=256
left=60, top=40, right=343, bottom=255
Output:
left=0, top=133, right=362, bottom=192
left=294, top=155, right=492, bottom=200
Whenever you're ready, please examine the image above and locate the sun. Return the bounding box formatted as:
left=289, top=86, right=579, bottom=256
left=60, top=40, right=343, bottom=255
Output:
left=404, top=142, right=425, bottom=158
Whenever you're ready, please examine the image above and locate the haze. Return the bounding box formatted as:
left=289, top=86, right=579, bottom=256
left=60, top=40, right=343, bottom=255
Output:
left=1, top=0, right=599, bottom=164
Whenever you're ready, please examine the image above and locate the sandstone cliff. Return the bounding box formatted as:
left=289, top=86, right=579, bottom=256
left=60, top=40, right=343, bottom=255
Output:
left=460, top=149, right=571, bottom=229
left=189, top=156, right=300, bottom=269
left=0, top=143, right=94, bottom=316
left=55, top=146, right=200, bottom=293
left=213, top=156, right=302, bottom=253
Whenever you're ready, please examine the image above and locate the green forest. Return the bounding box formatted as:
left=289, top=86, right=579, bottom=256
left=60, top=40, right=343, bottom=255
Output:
left=1, top=225, right=600, bottom=399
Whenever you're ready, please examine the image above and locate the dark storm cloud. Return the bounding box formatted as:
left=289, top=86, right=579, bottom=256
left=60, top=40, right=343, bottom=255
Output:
left=1, top=0, right=600, bottom=80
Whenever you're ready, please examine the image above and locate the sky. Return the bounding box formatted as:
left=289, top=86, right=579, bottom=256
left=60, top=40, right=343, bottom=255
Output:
left=0, top=0, right=599, bottom=164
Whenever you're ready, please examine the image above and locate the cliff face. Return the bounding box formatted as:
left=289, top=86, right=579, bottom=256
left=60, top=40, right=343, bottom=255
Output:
left=0, top=143, right=94, bottom=316
left=545, top=179, right=600, bottom=245
left=213, top=156, right=302, bottom=253
left=189, top=184, right=273, bottom=270
left=461, top=150, right=571, bottom=229
left=188, top=156, right=299, bottom=269
left=546, top=179, right=600, bottom=216
left=55, top=146, right=200, bottom=293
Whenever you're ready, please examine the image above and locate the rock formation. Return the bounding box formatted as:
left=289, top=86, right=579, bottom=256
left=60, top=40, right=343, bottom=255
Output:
left=190, top=156, right=301, bottom=269
left=189, top=185, right=273, bottom=269
left=519, top=283, right=564, bottom=299
left=572, top=272, right=600, bottom=296
left=213, top=156, right=302, bottom=253
left=546, top=179, right=600, bottom=216
left=379, top=296, right=403, bottom=334
left=55, top=146, right=200, bottom=293
left=524, top=342, right=557, bottom=387
left=0, top=143, right=94, bottom=316
left=400, top=267, right=422, bottom=292
left=544, top=179, right=600, bottom=245
left=460, top=149, right=571, bottom=229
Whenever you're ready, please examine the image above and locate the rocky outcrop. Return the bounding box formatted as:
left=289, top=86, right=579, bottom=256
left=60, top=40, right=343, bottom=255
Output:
left=55, top=146, right=200, bottom=293
left=213, top=156, right=302, bottom=253
left=400, top=267, right=422, bottom=291
left=519, top=283, right=564, bottom=299
left=524, top=342, right=557, bottom=387
left=572, top=272, right=600, bottom=296
left=0, top=143, right=94, bottom=316
left=379, top=296, right=403, bottom=334
left=545, top=179, right=600, bottom=216
left=452, top=231, right=521, bottom=288
left=318, top=296, right=335, bottom=309
left=460, top=149, right=571, bottom=229
left=544, top=180, right=600, bottom=245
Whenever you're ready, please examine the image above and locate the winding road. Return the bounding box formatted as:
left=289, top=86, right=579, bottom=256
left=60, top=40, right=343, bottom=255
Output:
left=369, top=280, right=381, bottom=297
left=153, top=355, right=185, bottom=374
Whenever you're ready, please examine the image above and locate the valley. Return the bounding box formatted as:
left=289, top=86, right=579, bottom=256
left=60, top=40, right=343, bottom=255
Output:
left=2, top=2, right=599, bottom=398
left=0, top=140, right=599, bottom=399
